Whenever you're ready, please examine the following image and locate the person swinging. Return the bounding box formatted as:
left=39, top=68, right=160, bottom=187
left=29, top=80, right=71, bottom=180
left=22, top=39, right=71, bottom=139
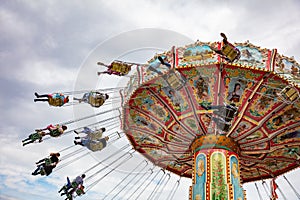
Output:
left=58, top=174, right=86, bottom=197
left=35, top=152, right=60, bottom=167
left=74, top=135, right=109, bottom=152
left=35, top=124, right=68, bottom=137
left=73, top=91, right=109, bottom=108
left=22, top=131, right=46, bottom=146
left=74, top=127, right=106, bottom=140
left=211, top=33, right=241, bottom=62
left=34, top=92, right=69, bottom=107
left=97, top=61, right=132, bottom=76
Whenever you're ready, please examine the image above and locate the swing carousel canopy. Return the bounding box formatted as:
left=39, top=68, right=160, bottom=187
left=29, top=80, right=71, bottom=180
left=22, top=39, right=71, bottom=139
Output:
left=121, top=40, right=300, bottom=183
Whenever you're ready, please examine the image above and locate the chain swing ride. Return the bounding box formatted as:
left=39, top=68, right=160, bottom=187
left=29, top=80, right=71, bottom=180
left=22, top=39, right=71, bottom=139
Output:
left=23, top=33, right=300, bottom=200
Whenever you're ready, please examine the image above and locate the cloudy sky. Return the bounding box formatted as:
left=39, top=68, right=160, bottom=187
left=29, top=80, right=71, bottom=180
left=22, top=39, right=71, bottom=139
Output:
left=1, top=0, right=300, bottom=200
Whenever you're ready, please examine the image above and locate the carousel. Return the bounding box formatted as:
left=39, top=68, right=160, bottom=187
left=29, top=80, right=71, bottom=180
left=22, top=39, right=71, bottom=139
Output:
left=121, top=33, right=300, bottom=200
left=24, top=33, right=300, bottom=200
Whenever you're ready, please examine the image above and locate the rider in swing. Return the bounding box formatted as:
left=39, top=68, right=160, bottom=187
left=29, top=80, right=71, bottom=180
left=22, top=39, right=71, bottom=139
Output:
left=58, top=174, right=86, bottom=198
left=22, top=131, right=46, bottom=146
left=34, top=92, right=69, bottom=107
left=73, top=91, right=109, bottom=108
left=23, top=124, right=67, bottom=146
left=211, top=33, right=241, bottom=62
left=35, top=124, right=68, bottom=137
left=32, top=153, right=60, bottom=176
left=97, top=61, right=132, bottom=76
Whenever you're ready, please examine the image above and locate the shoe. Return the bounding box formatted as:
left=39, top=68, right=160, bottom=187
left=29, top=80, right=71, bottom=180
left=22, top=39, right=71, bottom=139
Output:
left=74, top=141, right=78, bottom=145
left=75, top=137, right=80, bottom=139
left=74, top=130, right=79, bottom=134
left=220, top=33, right=227, bottom=40
left=34, top=99, right=37, bottom=102
left=158, top=56, right=165, bottom=64
left=97, top=72, right=102, bottom=76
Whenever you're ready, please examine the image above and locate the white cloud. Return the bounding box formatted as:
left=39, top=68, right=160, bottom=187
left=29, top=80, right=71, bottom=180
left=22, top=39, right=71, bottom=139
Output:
left=15, top=59, right=77, bottom=87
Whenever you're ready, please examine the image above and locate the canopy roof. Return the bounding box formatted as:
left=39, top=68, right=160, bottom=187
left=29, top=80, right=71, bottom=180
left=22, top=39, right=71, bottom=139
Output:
left=122, top=40, right=300, bottom=183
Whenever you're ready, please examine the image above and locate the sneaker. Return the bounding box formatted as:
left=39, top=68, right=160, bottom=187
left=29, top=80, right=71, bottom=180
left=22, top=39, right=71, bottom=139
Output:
left=158, top=56, right=165, bottom=64
left=220, top=33, right=227, bottom=40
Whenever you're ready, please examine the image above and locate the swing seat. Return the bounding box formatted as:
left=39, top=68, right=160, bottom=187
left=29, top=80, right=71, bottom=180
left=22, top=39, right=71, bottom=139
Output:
left=110, top=61, right=131, bottom=75
left=30, top=132, right=43, bottom=141
left=40, top=167, right=46, bottom=176
left=71, top=182, right=78, bottom=188
left=280, top=86, right=299, bottom=102
left=44, top=158, right=52, bottom=166
left=87, top=141, right=104, bottom=152
left=221, top=43, right=240, bottom=62
left=49, top=129, right=61, bottom=137
left=88, top=95, right=105, bottom=107
left=164, top=70, right=186, bottom=90
left=89, top=130, right=103, bottom=140
left=76, top=189, right=84, bottom=196
left=48, top=97, right=63, bottom=107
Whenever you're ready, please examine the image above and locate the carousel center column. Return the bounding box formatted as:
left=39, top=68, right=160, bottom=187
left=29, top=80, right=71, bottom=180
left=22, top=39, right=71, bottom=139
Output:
left=189, top=135, right=246, bottom=200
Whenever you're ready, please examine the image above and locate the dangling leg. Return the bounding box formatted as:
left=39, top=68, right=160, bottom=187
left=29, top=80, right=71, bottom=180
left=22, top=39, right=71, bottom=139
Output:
left=34, top=98, right=49, bottom=102
left=34, top=94, right=51, bottom=102
left=38, top=94, right=50, bottom=98
left=74, top=141, right=84, bottom=146
left=220, top=33, right=228, bottom=44
left=32, top=165, right=42, bottom=175
left=35, top=93, right=50, bottom=98
left=36, top=158, right=46, bottom=165
left=73, top=97, right=83, bottom=103
left=97, top=71, right=111, bottom=76
left=23, top=140, right=34, bottom=146
left=158, top=56, right=171, bottom=68
left=58, top=185, right=66, bottom=193
left=22, top=137, right=30, bottom=143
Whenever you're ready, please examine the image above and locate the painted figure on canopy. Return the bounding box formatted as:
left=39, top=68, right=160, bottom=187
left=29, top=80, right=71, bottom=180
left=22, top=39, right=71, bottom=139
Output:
left=73, top=91, right=109, bottom=108
left=211, top=33, right=241, bottom=62
left=34, top=92, right=69, bottom=107
left=227, top=83, right=243, bottom=103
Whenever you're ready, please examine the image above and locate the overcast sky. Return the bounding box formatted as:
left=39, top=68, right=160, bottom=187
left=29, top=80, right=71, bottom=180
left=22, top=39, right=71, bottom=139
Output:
left=1, top=0, right=300, bottom=200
